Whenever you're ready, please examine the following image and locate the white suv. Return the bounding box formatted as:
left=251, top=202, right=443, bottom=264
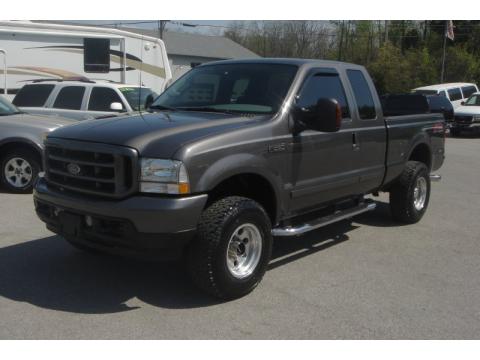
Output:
left=12, top=79, right=158, bottom=120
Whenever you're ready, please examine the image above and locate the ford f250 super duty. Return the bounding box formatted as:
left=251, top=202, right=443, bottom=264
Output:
left=33, top=59, right=445, bottom=300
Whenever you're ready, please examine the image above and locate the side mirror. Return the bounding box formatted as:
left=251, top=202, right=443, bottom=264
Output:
left=295, top=98, right=342, bottom=133
left=145, top=94, right=154, bottom=109
left=461, top=101, right=465, bottom=105
left=110, top=102, right=123, bottom=112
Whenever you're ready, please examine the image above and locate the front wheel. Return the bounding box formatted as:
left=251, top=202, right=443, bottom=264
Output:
left=389, top=161, right=431, bottom=224
left=0, top=149, right=40, bottom=193
left=187, top=196, right=272, bottom=300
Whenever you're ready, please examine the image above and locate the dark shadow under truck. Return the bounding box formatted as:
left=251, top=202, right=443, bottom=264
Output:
left=33, top=59, right=445, bottom=300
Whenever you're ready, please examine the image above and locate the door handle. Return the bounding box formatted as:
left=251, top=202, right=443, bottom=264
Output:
left=352, top=132, right=360, bottom=151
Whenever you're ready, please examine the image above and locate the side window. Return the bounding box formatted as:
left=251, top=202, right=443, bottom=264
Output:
left=12, top=84, right=55, bottom=107
left=84, top=38, right=110, bottom=73
left=346, top=69, right=376, bottom=119
left=53, top=86, right=86, bottom=110
left=448, top=88, right=462, bottom=101
left=461, top=85, right=476, bottom=99
left=88, top=87, right=124, bottom=112
left=297, top=73, right=350, bottom=118
left=438, top=90, right=447, bottom=98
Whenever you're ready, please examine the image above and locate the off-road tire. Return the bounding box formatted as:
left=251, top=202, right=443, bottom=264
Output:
left=389, top=161, right=430, bottom=224
left=0, top=149, right=41, bottom=193
left=187, top=196, right=272, bottom=300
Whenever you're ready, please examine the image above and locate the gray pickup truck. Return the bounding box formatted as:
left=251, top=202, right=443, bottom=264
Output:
left=34, top=59, right=445, bottom=299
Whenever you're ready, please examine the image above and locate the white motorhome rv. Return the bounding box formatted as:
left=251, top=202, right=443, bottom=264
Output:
left=0, top=21, right=172, bottom=101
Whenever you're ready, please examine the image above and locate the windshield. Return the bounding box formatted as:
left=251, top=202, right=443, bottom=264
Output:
left=0, top=96, right=21, bottom=116
left=151, top=63, right=298, bottom=114
left=464, top=94, right=480, bottom=106
left=118, top=87, right=158, bottom=111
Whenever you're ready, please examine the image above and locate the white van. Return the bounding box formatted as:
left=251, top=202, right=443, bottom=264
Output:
left=412, top=83, right=479, bottom=108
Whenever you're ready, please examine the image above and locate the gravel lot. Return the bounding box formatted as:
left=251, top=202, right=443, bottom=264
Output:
left=0, top=137, right=479, bottom=339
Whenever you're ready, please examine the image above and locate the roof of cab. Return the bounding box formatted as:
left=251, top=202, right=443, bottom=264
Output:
left=199, top=57, right=365, bottom=70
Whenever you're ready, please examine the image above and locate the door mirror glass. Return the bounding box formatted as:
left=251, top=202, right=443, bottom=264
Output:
left=110, top=102, right=123, bottom=111
left=295, top=98, right=342, bottom=132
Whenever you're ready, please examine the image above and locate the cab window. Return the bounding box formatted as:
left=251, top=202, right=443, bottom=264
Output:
left=448, top=88, right=462, bottom=101
left=346, top=69, right=376, bottom=119
left=88, top=87, right=124, bottom=112
left=53, top=86, right=86, bottom=110
left=297, top=73, right=350, bottom=118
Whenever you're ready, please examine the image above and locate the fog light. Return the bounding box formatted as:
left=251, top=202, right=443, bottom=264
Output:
left=85, top=215, right=93, bottom=227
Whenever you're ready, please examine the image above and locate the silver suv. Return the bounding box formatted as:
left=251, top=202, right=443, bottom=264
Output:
left=0, top=95, right=74, bottom=193
left=12, top=79, right=158, bottom=121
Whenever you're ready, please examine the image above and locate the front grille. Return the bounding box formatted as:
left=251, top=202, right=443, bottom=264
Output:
left=454, top=115, right=473, bottom=124
left=44, top=139, right=138, bottom=198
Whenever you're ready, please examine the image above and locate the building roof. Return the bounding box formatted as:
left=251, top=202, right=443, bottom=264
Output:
left=121, top=27, right=259, bottom=60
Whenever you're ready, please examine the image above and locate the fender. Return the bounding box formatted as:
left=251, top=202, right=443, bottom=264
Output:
left=194, top=153, right=285, bottom=220
left=406, top=132, right=432, bottom=166
left=0, top=137, right=43, bottom=154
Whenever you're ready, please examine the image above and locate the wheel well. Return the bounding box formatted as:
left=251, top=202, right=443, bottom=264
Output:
left=409, top=143, right=431, bottom=170
left=207, top=173, right=277, bottom=224
left=0, top=141, right=42, bottom=168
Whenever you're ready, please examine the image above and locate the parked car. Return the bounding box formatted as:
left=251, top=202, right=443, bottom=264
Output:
left=12, top=79, right=158, bottom=120
left=0, top=96, right=75, bottom=193
left=34, top=59, right=445, bottom=299
left=412, top=82, right=478, bottom=108
left=450, top=92, right=480, bottom=136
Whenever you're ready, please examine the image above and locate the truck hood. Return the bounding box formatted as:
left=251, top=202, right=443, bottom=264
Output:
left=48, top=111, right=268, bottom=158
left=454, top=106, right=480, bottom=116
left=0, top=112, right=75, bottom=131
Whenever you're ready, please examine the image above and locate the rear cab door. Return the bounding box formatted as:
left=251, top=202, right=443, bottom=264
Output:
left=343, top=67, right=387, bottom=194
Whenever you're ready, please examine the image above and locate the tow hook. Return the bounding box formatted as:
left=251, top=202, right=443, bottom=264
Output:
left=430, top=174, right=442, bottom=182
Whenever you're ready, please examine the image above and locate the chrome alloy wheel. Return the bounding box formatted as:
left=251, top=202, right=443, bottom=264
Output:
left=4, top=157, right=33, bottom=188
left=413, top=176, right=427, bottom=211
left=226, top=223, right=263, bottom=279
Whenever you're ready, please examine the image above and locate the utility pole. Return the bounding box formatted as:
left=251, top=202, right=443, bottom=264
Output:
left=440, top=20, right=447, bottom=83
left=385, top=20, right=388, bottom=44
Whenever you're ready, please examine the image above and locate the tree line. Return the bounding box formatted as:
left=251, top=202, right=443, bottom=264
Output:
left=223, top=21, right=480, bottom=95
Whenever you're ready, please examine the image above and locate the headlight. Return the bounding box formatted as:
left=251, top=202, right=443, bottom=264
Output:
left=139, top=158, right=190, bottom=194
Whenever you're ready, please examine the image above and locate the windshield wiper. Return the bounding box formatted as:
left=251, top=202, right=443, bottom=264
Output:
left=176, top=106, right=238, bottom=115
left=148, top=104, right=177, bottom=112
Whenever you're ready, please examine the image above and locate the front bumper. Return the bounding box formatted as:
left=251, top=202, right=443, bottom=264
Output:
left=34, top=177, right=208, bottom=260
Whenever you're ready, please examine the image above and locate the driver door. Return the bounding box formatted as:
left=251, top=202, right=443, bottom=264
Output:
left=286, top=69, right=360, bottom=214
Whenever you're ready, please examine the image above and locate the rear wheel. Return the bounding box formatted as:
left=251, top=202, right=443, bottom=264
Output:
left=187, top=196, right=272, bottom=300
left=0, top=149, right=40, bottom=193
left=389, top=161, right=430, bottom=224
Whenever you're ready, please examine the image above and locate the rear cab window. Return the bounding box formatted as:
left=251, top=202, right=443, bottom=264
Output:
left=88, top=87, right=124, bottom=112
left=346, top=69, right=376, bottom=119
left=12, top=84, right=55, bottom=107
left=53, top=86, right=86, bottom=110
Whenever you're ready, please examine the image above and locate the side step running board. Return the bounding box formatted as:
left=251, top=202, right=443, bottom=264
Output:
left=272, top=200, right=376, bottom=237
left=430, top=174, right=441, bottom=182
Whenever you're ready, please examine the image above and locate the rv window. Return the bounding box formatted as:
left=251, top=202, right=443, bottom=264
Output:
left=12, top=84, right=55, bottom=107
left=84, top=38, right=110, bottom=73
left=53, top=86, right=86, bottom=110
left=88, top=87, right=124, bottom=112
